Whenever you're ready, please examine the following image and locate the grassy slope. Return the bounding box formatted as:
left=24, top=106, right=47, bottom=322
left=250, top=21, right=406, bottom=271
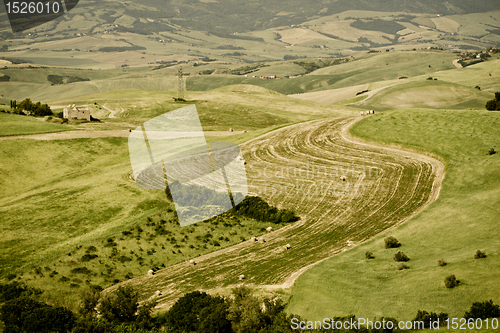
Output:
left=0, top=112, right=70, bottom=136
left=359, top=80, right=494, bottom=110
left=45, top=86, right=352, bottom=132
left=287, top=109, right=500, bottom=321
left=186, top=51, right=458, bottom=95
left=0, top=137, right=292, bottom=310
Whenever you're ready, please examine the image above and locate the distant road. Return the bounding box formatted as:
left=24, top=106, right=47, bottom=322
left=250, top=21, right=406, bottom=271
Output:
left=452, top=59, right=463, bottom=68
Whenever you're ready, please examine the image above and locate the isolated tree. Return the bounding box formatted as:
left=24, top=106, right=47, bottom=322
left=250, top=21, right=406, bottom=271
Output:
left=444, top=274, right=459, bottom=288
left=394, top=251, right=409, bottom=262
left=474, top=250, right=487, bottom=259
left=384, top=236, right=401, bottom=249
left=486, top=92, right=500, bottom=111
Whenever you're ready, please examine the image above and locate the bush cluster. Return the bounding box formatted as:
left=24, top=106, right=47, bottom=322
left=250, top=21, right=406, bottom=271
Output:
left=233, top=196, right=299, bottom=224
left=486, top=92, right=500, bottom=111
left=384, top=236, right=401, bottom=249
left=444, top=274, right=459, bottom=288
left=394, top=251, right=409, bottom=262
left=474, top=250, right=487, bottom=259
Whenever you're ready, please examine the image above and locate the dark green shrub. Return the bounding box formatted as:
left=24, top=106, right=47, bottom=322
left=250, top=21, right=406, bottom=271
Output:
left=394, top=251, right=409, bottom=262
left=81, top=254, right=98, bottom=262
left=444, top=274, right=459, bottom=288
left=118, top=256, right=132, bottom=263
left=365, top=251, right=375, bottom=259
left=438, top=259, right=447, bottom=266
left=59, top=276, right=70, bottom=283
left=98, top=286, right=138, bottom=323
left=475, top=250, right=487, bottom=259
left=385, top=236, right=401, bottom=249
left=488, top=148, right=496, bottom=155
left=86, top=246, right=97, bottom=252
left=464, top=300, right=500, bottom=319
left=413, top=310, right=448, bottom=328
left=397, top=263, right=409, bottom=270
left=71, top=267, right=92, bottom=275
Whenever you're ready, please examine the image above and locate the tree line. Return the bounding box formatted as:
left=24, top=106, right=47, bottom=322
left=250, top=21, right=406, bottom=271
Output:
left=9, top=98, right=53, bottom=117
left=1, top=280, right=499, bottom=333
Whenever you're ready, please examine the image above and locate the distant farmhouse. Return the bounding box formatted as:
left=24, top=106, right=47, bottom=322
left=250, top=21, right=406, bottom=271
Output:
left=63, top=105, right=90, bottom=121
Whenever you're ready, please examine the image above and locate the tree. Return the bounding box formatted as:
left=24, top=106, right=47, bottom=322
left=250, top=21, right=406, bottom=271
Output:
left=0, top=296, right=47, bottom=332
left=135, top=299, right=158, bottom=330
left=444, top=274, right=459, bottom=288
left=474, top=250, right=487, bottom=259
left=22, top=306, right=75, bottom=333
left=464, top=300, right=500, bottom=319
left=486, top=92, right=500, bottom=111
left=166, top=290, right=229, bottom=333
left=413, top=310, right=448, bottom=328
left=394, top=251, right=409, bottom=262
left=98, top=286, right=138, bottom=323
left=228, top=287, right=263, bottom=333
left=198, top=301, right=233, bottom=333
left=79, top=286, right=102, bottom=318
left=486, top=99, right=497, bottom=111
left=384, top=236, right=400, bottom=249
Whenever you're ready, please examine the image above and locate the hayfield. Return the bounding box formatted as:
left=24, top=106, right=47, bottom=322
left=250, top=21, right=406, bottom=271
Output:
left=288, top=109, right=500, bottom=321
left=108, top=116, right=442, bottom=312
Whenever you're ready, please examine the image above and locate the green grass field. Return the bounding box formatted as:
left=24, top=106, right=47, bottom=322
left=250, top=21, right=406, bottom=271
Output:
left=359, top=80, right=494, bottom=110
left=0, top=137, right=293, bottom=311
left=287, top=109, right=500, bottom=321
left=0, top=112, right=70, bottom=136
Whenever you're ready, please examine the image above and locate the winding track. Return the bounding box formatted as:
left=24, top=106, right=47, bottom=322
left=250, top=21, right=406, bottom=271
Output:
left=110, top=117, right=445, bottom=310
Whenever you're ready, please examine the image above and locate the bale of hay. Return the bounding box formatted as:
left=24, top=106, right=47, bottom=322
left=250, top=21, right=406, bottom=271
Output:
left=154, top=290, right=162, bottom=297
left=238, top=274, right=245, bottom=280
left=251, top=237, right=258, bottom=242
left=147, top=269, right=155, bottom=276
left=360, top=111, right=364, bottom=116
left=266, top=227, right=273, bottom=232
left=189, top=259, right=196, bottom=265
left=340, top=176, right=346, bottom=181
left=229, top=128, right=234, bottom=132
left=285, top=244, right=291, bottom=250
